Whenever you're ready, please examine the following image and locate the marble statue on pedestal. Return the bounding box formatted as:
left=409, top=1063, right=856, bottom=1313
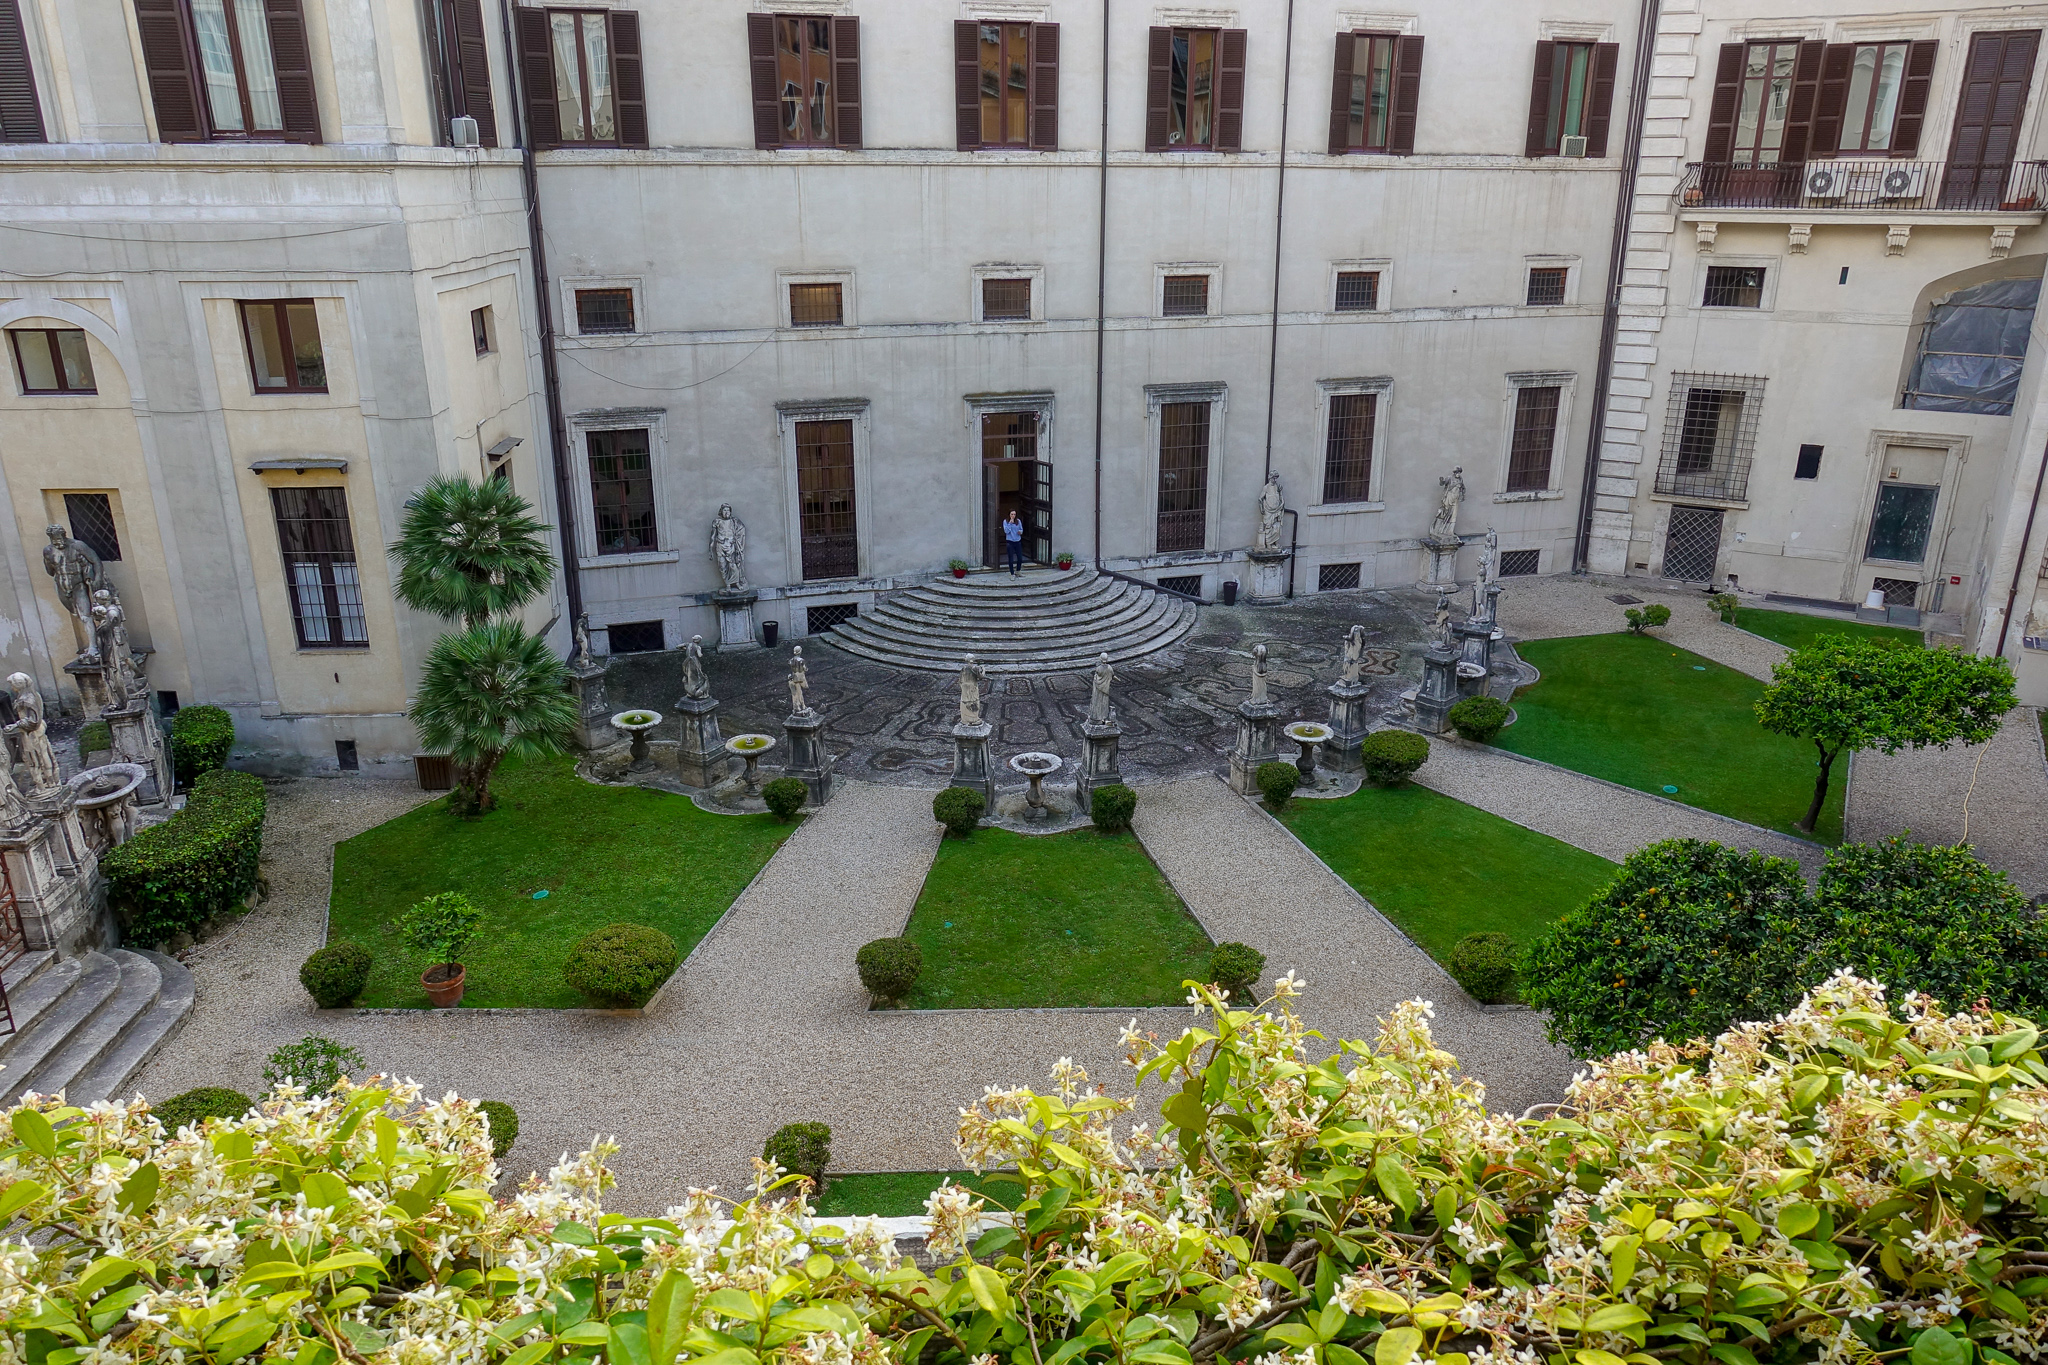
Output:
left=1430, top=468, right=1466, bottom=541
left=1254, top=474, right=1286, bottom=553
left=1340, top=625, right=1367, bottom=684
left=682, top=635, right=710, bottom=700
left=710, top=504, right=749, bottom=590
left=92, top=589, right=141, bottom=700
left=1249, top=643, right=1270, bottom=704
left=1472, top=526, right=1498, bottom=616
left=571, top=613, right=594, bottom=667
left=1088, top=653, right=1116, bottom=723
left=1432, top=594, right=1454, bottom=650
left=787, top=645, right=812, bottom=717
left=43, top=525, right=103, bottom=660
left=7, top=673, right=59, bottom=793
left=958, top=655, right=989, bottom=726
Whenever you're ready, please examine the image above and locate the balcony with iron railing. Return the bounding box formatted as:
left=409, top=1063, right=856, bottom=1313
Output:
left=1674, top=159, right=2048, bottom=252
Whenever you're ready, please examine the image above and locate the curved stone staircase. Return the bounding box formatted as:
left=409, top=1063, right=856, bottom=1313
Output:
left=820, top=567, right=1197, bottom=674
left=0, top=947, right=195, bottom=1105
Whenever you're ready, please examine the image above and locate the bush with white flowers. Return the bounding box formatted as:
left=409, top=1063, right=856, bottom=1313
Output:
left=3, top=971, right=2045, bottom=1365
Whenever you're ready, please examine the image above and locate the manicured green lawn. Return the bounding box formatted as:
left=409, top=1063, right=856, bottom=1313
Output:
left=815, top=1171, right=1012, bottom=1217
left=329, top=755, right=793, bottom=1008
left=1498, top=633, right=1845, bottom=842
left=902, top=828, right=1212, bottom=1009
left=1729, top=607, right=1922, bottom=653
left=1282, top=783, right=1616, bottom=962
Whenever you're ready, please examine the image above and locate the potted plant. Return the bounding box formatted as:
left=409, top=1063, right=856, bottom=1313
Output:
left=402, top=891, right=484, bottom=1008
left=1056, top=550, right=1075, bottom=570
left=948, top=558, right=970, bottom=579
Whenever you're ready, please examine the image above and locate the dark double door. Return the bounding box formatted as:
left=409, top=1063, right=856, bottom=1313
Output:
left=979, top=411, right=1051, bottom=567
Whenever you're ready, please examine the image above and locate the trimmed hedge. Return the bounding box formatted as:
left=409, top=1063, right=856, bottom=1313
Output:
left=562, top=923, right=681, bottom=1007
left=933, top=786, right=984, bottom=837
left=856, top=936, right=923, bottom=1004
left=1088, top=783, right=1137, bottom=833
left=1256, top=761, right=1301, bottom=810
left=299, top=941, right=372, bottom=1009
left=105, top=769, right=267, bottom=949
left=478, top=1100, right=519, bottom=1158
left=762, top=777, right=808, bottom=821
left=151, top=1087, right=253, bottom=1133
left=1360, top=729, right=1430, bottom=785
left=1448, top=931, right=1517, bottom=1004
left=1447, top=696, right=1510, bottom=744
left=763, top=1120, right=831, bottom=1188
left=1208, top=941, right=1266, bottom=1002
left=168, top=705, right=235, bottom=789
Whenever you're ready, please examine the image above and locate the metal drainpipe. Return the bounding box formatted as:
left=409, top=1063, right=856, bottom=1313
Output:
left=498, top=0, right=583, bottom=626
left=1261, top=0, right=1297, bottom=486
left=1995, top=434, right=2048, bottom=658
left=1571, top=0, right=1663, bottom=573
left=1090, top=0, right=1111, bottom=567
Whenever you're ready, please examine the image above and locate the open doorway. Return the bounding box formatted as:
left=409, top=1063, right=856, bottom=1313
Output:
left=980, top=411, right=1051, bottom=566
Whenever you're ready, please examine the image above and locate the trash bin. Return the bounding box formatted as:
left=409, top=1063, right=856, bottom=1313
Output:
left=1221, top=580, right=1239, bottom=606
left=762, top=620, right=780, bottom=648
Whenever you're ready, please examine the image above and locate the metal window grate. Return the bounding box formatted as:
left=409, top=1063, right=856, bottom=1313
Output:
left=789, top=282, right=845, bottom=327
left=1872, top=576, right=1920, bottom=606
left=607, top=620, right=665, bottom=654
left=797, top=419, right=859, bottom=579
left=1656, top=372, right=1766, bottom=501
left=64, top=493, right=122, bottom=562
left=575, top=288, right=635, bottom=335
left=807, top=602, right=860, bottom=633
left=1161, top=274, right=1210, bottom=316
left=1507, top=386, right=1560, bottom=491
left=981, top=278, right=1032, bottom=320
left=1526, top=267, right=1568, bottom=306
left=1334, top=271, right=1379, bottom=311
left=1157, top=574, right=1204, bottom=597
left=1662, top=505, right=1725, bottom=582
left=1703, top=266, right=1766, bottom=308
left=271, top=486, right=367, bottom=649
left=1155, top=401, right=1210, bottom=551
left=1318, top=561, right=1362, bottom=591
left=1499, top=549, right=1540, bottom=576
left=1321, top=393, right=1376, bottom=503
left=588, top=428, right=657, bottom=554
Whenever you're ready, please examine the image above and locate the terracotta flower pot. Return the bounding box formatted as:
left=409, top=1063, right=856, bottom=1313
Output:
left=952, top=568, right=967, bottom=578
left=422, top=962, right=466, bottom=1008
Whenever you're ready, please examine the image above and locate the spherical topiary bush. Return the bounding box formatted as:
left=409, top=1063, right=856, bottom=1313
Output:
left=762, top=776, right=808, bottom=821
left=1361, top=729, right=1430, bottom=785
left=298, top=940, right=372, bottom=1009
left=152, top=1087, right=253, bottom=1133
left=763, top=1120, right=831, bottom=1189
left=1207, top=941, right=1266, bottom=1002
left=1447, top=696, right=1510, bottom=744
left=932, top=785, right=985, bottom=837
left=1256, top=761, right=1301, bottom=811
left=1448, top=932, right=1518, bottom=1004
left=1089, top=783, right=1137, bottom=833
left=477, top=1100, right=519, bottom=1158
left=856, top=936, right=923, bottom=1005
left=562, top=923, right=681, bottom=1007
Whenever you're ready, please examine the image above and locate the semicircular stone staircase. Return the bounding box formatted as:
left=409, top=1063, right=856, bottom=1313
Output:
left=0, top=946, right=195, bottom=1106
left=819, top=567, right=1197, bottom=674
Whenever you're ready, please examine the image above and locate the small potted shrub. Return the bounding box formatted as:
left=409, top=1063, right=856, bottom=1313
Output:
left=1447, top=696, right=1509, bottom=744
left=856, top=936, right=923, bottom=1006
left=563, top=923, right=681, bottom=1006
left=1056, top=550, right=1075, bottom=570
left=762, top=776, right=808, bottom=821
left=1088, top=782, right=1137, bottom=833
left=1256, top=760, right=1301, bottom=811
left=1624, top=602, right=1672, bottom=634
left=477, top=1100, right=520, bottom=1158
left=1361, top=729, right=1430, bottom=785
left=932, top=785, right=984, bottom=836
left=1709, top=592, right=1739, bottom=624
left=1207, top=942, right=1266, bottom=1003
left=948, top=558, right=971, bottom=579
left=401, top=891, right=484, bottom=1007
left=763, top=1120, right=831, bottom=1192
left=1448, top=931, right=1518, bottom=1005
left=299, top=940, right=373, bottom=1009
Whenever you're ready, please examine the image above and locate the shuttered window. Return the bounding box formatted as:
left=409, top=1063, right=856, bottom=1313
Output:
left=514, top=7, right=645, bottom=148
left=1147, top=26, right=1245, bottom=151
left=747, top=13, right=860, bottom=149
left=239, top=300, right=327, bottom=393
left=954, top=20, right=1057, bottom=149
left=1326, top=30, right=1422, bottom=154
left=132, top=0, right=320, bottom=143
left=1704, top=39, right=1823, bottom=166
left=1813, top=41, right=1937, bottom=156
left=1524, top=40, right=1618, bottom=155
left=425, top=0, right=498, bottom=146
left=0, top=0, right=44, bottom=142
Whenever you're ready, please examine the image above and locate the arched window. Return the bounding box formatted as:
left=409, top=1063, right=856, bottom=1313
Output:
left=1902, top=276, right=2040, bottom=415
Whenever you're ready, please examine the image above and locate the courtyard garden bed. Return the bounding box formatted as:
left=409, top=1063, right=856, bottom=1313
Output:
left=1282, top=783, right=1615, bottom=965
left=1728, top=607, right=1921, bottom=652
left=815, top=1171, right=1006, bottom=1217
left=1498, top=633, right=1845, bottom=841
left=900, top=827, right=1211, bottom=1008
left=329, top=754, right=792, bottom=1008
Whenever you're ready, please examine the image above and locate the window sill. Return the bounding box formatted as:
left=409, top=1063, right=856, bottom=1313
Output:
left=1493, top=489, right=1564, bottom=502
left=1306, top=501, right=1386, bottom=515
left=580, top=550, right=679, bottom=569
left=294, top=645, right=371, bottom=653
left=1649, top=492, right=1750, bottom=510
left=1861, top=557, right=1928, bottom=570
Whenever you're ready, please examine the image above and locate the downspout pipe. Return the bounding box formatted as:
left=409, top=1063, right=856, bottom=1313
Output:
left=499, top=0, right=583, bottom=627
left=1572, top=0, right=1662, bottom=573
left=1091, top=0, right=1110, bottom=567
left=1995, top=433, right=2048, bottom=658
left=1261, top=0, right=1298, bottom=484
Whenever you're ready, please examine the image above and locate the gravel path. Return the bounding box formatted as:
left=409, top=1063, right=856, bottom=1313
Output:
left=1845, top=708, right=2048, bottom=897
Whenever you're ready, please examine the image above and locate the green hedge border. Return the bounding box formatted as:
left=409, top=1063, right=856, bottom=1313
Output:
left=106, top=768, right=266, bottom=948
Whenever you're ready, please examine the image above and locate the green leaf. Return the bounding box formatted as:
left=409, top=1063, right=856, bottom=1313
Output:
left=1328, top=1346, right=1370, bottom=1365
left=1586, top=1305, right=1651, bottom=1333
left=1707, top=1347, right=1757, bottom=1365
left=1912, top=1331, right=1969, bottom=1365
left=500, top=1342, right=553, bottom=1365
left=11, top=1108, right=56, bottom=1159
left=0, top=1178, right=46, bottom=1220
left=1376, top=1327, right=1424, bottom=1365
left=612, top=1321, right=653, bottom=1365
left=1317, top=1302, right=1348, bottom=1342
left=966, top=1262, right=1012, bottom=1319
left=1776, top=1203, right=1819, bottom=1238
left=1252, top=1262, right=1302, bottom=1295
left=300, top=1171, right=351, bottom=1210
left=1373, top=1155, right=1418, bottom=1218
left=1576, top=1352, right=1628, bottom=1365
left=336, top=1320, right=388, bottom=1354
left=1263, top=1326, right=1321, bottom=1349
left=705, top=1289, right=760, bottom=1320
left=118, top=1162, right=159, bottom=1215
left=560, top=1322, right=612, bottom=1346
left=684, top=1348, right=760, bottom=1365
left=1026, top=1186, right=1072, bottom=1236
left=375, top=1114, right=399, bottom=1169
left=77, top=1256, right=142, bottom=1299
left=974, top=1227, right=1020, bottom=1257
left=1609, top=1235, right=1640, bottom=1288
left=552, top=1221, right=597, bottom=1246
left=649, top=1269, right=697, bottom=1365
left=1129, top=1343, right=1191, bottom=1365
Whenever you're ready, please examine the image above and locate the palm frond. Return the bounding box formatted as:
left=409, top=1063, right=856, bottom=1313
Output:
left=410, top=621, right=578, bottom=766
left=389, top=476, right=556, bottom=627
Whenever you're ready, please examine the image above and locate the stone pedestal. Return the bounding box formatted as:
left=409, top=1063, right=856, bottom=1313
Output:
left=949, top=721, right=994, bottom=808
left=1226, top=699, right=1285, bottom=795
left=1455, top=620, right=1495, bottom=681
left=1417, top=534, right=1461, bottom=592
left=567, top=658, right=613, bottom=751
left=712, top=589, right=762, bottom=652
left=1413, top=645, right=1461, bottom=733
left=1246, top=550, right=1293, bottom=604
left=1074, top=718, right=1123, bottom=813
left=672, top=696, right=728, bottom=787
left=1325, top=679, right=1373, bottom=768
left=104, top=699, right=171, bottom=806
left=64, top=657, right=108, bottom=715
left=781, top=709, right=832, bottom=805
left=0, top=796, right=108, bottom=956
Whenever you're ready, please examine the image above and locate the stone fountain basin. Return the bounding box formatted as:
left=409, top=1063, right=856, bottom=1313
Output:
left=1284, top=722, right=1334, bottom=743
left=610, top=710, right=663, bottom=733
left=1008, top=751, right=1062, bottom=776
left=726, top=734, right=776, bottom=756
left=68, top=762, right=147, bottom=808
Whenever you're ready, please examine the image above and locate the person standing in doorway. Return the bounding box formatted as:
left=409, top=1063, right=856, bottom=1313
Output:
left=1002, top=510, right=1025, bottom=576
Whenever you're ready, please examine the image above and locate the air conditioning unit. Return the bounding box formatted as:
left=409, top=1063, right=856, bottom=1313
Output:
left=1803, top=160, right=1858, bottom=201
left=1877, top=162, right=1929, bottom=200
left=450, top=115, right=480, bottom=147
left=1560, top=134, right=1588, bottom=158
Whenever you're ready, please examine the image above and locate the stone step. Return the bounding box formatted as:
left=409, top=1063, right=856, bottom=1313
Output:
left=0, top=954, right=81, bottom=1047
left=918, top=568, right=1098, bottom=604
left=10, top=950, right=166, bottom=1104
left=73, top=950, right=195, bottom=1105
left=2, top=949, right=57, bottom=1000
left=885, top=580, right=1135, bottom=623
left=848, top=592, right=1186, bottom=657
left=0, top=951, right=123, bottom=1102
left=827, top=602, right=1197, bottom=674
left=864, top=582, right=1167, bottom=641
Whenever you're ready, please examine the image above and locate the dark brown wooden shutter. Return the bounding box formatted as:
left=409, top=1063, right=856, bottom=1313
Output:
left=1145, top=26, right=1171, bottom=151
left=0, top=0, right=43, bottom=141
left=1585, top=41, right=1619, bottom=155
left=831, top=15, right=861, bottom=148
left=1779, top=39, right=1824, bottom=164
left=1524, top=41, right=1554, bottom=156
left=134, top=0, right=207, bottom=142
left=265, top=0, right=321, bottom=142
left=451, top=0, right=497, bottom=146
left=955, top=20, right=981, bottom=149
left=1702, top=42, right=1744, bottom=163
left=515, top=5, right=560, bottom=148
left=1327, top=31, right=1355, bottom=154
left=748, top=13, right=780, bottom=148
left=1214, top=28, right=1246, bottom=150
left=610, top=9, right=646, bottom=146
left=1389, top=34, right=1423, bottom=154
left=1029, top=22, right=1058, bottom=149
left=1942, top=30, right=2038, bottom=204
left=1891, top=39, right=1938, bottom=155
left=1810, top=43, right=1851, bottom=155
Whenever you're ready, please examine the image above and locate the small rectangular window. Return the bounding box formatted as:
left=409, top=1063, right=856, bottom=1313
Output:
left=1794, top=443, right=1823, bottom=479
left=1333, top=271, right=1380, bottom=312
left=806, top=602, right=860, bottom=634
left=789, top=282, right=845, bottom=327
left=334, top=739, right=360, bottom=771
left=606, top=619, right=665, bottom=653
left=1498, top=548, right=1540, bottom=576
left=1507, top=385, right=1561, bottom=492
left=271, top=485, right=368, bottom=648
left=1322, top=393, right=1377, bottom=503
left=575, top=288, right=635, bottom=334
left=1318, top=561, right=1362, bottom=591
left=587, top=427, right=656, bottom=554
left=981, top=277, right=1032, bottom=321
left=1526, top=267, right=1568, bottom=306
left=1158, top=573, right=1204, bottom=597
left=240, top=300, right=327, bottom=393
left=64, top=493, right=123, bottom=563
left=9, top=330, right=97, bottom=395
left=1162, top=274, right=1210, bottom=316
left=471, top=305, right=494, bottom=355
left=1703, top=266, right=1766, bottom=308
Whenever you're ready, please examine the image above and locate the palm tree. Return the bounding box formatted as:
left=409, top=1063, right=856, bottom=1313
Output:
left=410, top=621, right=577, bottom=813
left=389, top=476, right=556, bottom=629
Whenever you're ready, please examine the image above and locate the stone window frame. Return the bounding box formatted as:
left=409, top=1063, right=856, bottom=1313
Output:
left=1522, top=254, right=1582, bottom=308
left=1495, top=369, right=1577, bottom=502
left=778, top=269, right=856, bottom=330
left=776, top=396, right=874, bottom=582
left=566, top=406, right=677, bottom=568
left=970, top=263, right=1047, bottom=324
left=1155, top=262, right=1222, bottom=318
left=1308, top=375, right=1393, bottom=512
left=1690, top=253, right=1781, bottom=312
left=1327, top=258, right=1394, bottom=313
left=1143, top=380, right=1229, bottom=552
left=560, top=275, right=644, bottom=340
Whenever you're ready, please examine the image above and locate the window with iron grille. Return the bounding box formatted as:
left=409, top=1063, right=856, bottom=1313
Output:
left=1318, top=561, right=1362, bottom=591
left=271, top=486, right=368, bottom=648
left=1871, top=576, right=1919, bottom=607
left=1498, top=548, right=1540, bottom=576
left=1657, top=373, right=1766, bottom=502
left=806, top=602, right=860, bottom=633
left=1526, top=267, right=1568, bottom=306
left=1507, top=385, right=1561, bottom=491
left=607, top=620, right=665, bottom=653
left=587, top=428, right=656, bottom=554
left=1322, top=393, right=1376, bottom=503
left=8, top=330, right=96, bottom=394
left=239, top=300, right=326, bottom=392
left=1157, top=574, right=1204, bottom=597
left=1702, top=266, right=1765, bottom=308
left=789, top=282, right=845, bottom=327
left=1155, top=401, right=1210, bottom=551
left=1162, top=274, right=1210, bottom=316
left=575, top=288, right=635, bottom=334
left=982, top=277, right=1032, bottom=321
left=1333, top=270, right=1379, bottom=312
left=797, top=419, right=859, bottom=579
left=64, top=494, right=122, bottom=563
